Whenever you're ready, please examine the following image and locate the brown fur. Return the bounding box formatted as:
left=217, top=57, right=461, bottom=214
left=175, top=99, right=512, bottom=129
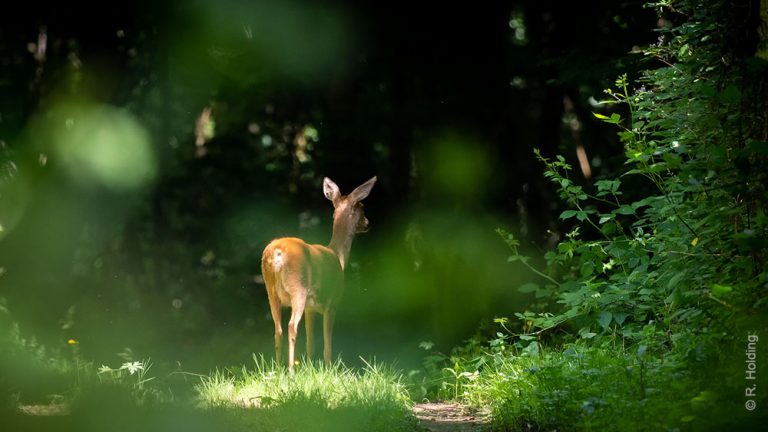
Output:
left=261, top=177, right=376, bottom=372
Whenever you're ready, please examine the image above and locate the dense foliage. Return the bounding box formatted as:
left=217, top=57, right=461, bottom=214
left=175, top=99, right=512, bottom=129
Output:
left=420, top=1, right=768, bottom=430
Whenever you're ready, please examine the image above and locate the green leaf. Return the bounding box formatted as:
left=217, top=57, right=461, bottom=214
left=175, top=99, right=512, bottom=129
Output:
left=613, top=312, right=628, bottom=326
left=518, top=283, right=539, bottom=293
left=691, top=390, right=717, bottom=406
left=636, top=344, right=647, bottom=358
left=507, top=255, right=531, bottom=264
left=597, top=311, right=613, bottom=330
left=418, top=341, right=435, bottom=350
left=598, top=215, right=614, bottom=224
left=560, top=209, right=578, bottom=220
left=575, top=211, right=589, bottom=221
left=668, top=272, right=687, bottom=290
left=592, top=112, right=610, bottom=120
left=631, top=197, right=655, bottom=210
left=711, top=284, right=733, bottom=297
left=522, top=341, right=540, bottom=355
left=601, top=222, right=618, bottom=236
left=598, top=179, right=620, bottom=192
left=580, top=261, right=595, bottom=277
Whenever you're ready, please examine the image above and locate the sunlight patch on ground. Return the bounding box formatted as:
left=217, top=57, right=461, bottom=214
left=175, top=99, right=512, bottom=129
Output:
left=413, top=402, right=490, bottom=432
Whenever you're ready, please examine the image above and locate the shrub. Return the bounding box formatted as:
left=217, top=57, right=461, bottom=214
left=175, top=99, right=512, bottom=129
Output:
left=429, top=1, right=767, bottom=430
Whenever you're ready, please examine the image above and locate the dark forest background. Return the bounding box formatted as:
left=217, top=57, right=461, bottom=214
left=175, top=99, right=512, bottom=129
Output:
left=1, top=0, right=671, bottom=371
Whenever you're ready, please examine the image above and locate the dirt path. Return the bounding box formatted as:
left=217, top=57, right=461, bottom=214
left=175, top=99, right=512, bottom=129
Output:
left=413, top=402, right=490, bottom=432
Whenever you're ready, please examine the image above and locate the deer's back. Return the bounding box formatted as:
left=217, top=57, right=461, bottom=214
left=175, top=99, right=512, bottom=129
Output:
left=262, top=237, right=344, bottom=312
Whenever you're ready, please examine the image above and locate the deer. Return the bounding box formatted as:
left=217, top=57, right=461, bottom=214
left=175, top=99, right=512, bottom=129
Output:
left=261, top=176, right=377, bottom=372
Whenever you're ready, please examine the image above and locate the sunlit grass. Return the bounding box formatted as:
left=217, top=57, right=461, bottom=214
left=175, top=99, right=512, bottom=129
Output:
left=198, top=355, right=411, bottom=408
left=196, top=355, right=416, bottom=431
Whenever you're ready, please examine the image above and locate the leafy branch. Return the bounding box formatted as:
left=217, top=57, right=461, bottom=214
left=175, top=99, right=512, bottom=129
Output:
left=496, top=228, right=560, bottom=287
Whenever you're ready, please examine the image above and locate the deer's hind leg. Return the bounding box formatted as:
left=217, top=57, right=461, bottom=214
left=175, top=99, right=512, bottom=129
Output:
left=305, top=310, right=315, bottom=360
left=322, top=308, right=335, bottom=367
left=262, top=252, right=284, bottom=366
left=284, top=268, right=308, bottom=373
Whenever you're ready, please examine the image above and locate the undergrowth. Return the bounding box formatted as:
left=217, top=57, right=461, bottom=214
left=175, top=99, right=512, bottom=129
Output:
left=2, top=316, right=418, bottom=432
left=419, top=331, right=758, bottom=431
left=420, top=0, right=767, bottom=430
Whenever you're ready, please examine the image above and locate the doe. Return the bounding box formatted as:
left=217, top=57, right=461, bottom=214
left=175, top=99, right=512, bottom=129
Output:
left=261, top=176, right=376, bottom=372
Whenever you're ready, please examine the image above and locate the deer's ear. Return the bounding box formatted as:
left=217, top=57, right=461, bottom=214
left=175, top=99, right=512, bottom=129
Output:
left=349, top=176, right=377, bottom=203
left=323, top=177, right=341, bottom=206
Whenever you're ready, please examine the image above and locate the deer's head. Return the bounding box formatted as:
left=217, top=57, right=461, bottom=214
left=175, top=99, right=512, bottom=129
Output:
left=323, top=176, right=377, bottom=235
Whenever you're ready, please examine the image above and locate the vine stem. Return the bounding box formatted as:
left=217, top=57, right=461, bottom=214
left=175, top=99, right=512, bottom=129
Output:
left=497, top=228, right=561, bottom=287
left=521, top=259, right=561, bottom=287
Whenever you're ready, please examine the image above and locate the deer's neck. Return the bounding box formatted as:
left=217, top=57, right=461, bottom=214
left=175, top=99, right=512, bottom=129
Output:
left=328, top=218, right=356, bottom=271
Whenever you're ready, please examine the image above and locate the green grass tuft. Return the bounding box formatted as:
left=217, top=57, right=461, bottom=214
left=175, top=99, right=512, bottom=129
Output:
left=196, top=355, right=416, bottom=432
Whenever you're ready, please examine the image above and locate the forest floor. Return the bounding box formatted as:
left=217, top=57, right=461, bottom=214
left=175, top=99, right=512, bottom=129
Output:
left=413, top=402, right=490, bottom=432
left=13, top=401, right=493, bottom=431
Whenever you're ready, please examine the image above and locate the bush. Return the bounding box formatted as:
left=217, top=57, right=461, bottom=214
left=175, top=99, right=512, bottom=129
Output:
left=427, top=1, right=768, bottom=430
